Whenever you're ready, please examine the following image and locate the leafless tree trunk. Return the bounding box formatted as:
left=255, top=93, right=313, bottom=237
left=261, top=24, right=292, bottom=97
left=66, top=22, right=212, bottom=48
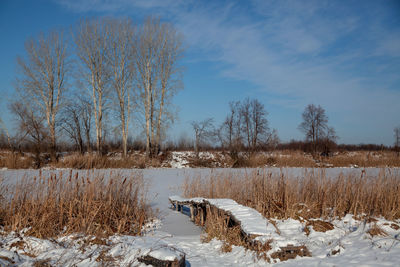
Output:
left=15, top=30, right=69, bottom=162
left=221, top=101, right=242, bottom=157
left=74, top=18, right=110, bottom=155
left=135, top=17, right=164, bottom=157
left=10, top=102, right=48, bottom=168
left=77, top=95, right=93, bottom=152
left=106, top=18, right=135, bottom=157
left=154, top=23, right=183, bottom=156
left=60, top=101, right=84, bottom=154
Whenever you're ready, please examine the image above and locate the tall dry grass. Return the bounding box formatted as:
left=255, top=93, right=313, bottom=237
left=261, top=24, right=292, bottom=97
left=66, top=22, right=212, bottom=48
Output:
left=183, top=168, right=400, bottom=220
left=240, top=150, right=400, bottom=168
left=239, top=151, right=316, bottom=168
left=0, top=170, right=150, bottom=238
left=0, top=152, right=34, bottom=169
left=322, top=151, right=400, bottom=167
left=55, top=153, right=163, bottom=169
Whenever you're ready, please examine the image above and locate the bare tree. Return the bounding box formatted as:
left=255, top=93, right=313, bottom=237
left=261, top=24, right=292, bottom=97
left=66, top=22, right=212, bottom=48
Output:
left=77, top=96, right=92, bottom=153
left=135, top=17, right=183, bottom=157
left=15, top=30, right=69, bottom=161
left=74, top=18, right=110, bottom=154
left=394, top=126, right=400, bottom=156
left=298, top=104, right=329, bottom=154
left=60, top=101, right=84, bottom=154
left=153, top=22, right=184, bottom=156
left=321, top=126, right=338, bottom=155
left=240, top=98, right=270, bottom=152
left=220, top=101, right=242, bottom=156
left=10, top=102, right=48, bottom=168
left=135, top=17, right=161, bottom=157
left=266, top=129, right=280, bottom=150
left=106, top=18, right=135, bottom=157
left=191, top=118, right=215, bottom=157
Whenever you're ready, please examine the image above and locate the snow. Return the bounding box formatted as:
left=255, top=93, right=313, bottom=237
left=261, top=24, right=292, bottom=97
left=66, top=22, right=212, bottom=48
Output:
left=169, top=151, right=228, bottom=168
left=0, top=231, right=184, bottom=266
left=1, top=167, right=400, bottom=266
left=170, top=151, right=190, bottom=168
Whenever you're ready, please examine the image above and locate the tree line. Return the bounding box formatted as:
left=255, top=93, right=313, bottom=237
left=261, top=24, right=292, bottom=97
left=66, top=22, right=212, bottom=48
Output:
left=190, top=101, right=339, bottom=157
left=3, top=16, right=183, bottom=163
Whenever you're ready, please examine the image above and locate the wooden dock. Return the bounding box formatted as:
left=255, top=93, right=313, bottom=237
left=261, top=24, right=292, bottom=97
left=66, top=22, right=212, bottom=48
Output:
left=169, top=196, right=310, bottom=260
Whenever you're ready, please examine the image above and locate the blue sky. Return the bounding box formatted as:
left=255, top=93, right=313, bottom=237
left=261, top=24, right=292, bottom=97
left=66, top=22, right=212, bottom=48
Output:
left=1, top=0, right=400, bottom=145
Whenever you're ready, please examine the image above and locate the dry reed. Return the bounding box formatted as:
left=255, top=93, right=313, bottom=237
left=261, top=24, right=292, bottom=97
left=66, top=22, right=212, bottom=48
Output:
left=0, top=170, right=150, bottom=238
left=183, top=168, right=400, bottom=220
left=0, top=152, right=34, bottom=169
left=55, top=153, right=162, bottom=169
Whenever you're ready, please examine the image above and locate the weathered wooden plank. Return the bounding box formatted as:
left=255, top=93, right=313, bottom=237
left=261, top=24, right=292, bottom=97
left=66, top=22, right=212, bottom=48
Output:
left=168, top=196, right=310, bottom=261
left=138, top=254, right=185, bottom=267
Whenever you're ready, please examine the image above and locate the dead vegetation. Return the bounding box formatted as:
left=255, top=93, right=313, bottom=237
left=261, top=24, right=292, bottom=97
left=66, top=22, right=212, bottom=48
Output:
left=0, top=170, right=150, bottom=238
left=0, top=152, right=34, bottom=169
left=200, top=206, right=247, bottom=251
left=183, top=168, right=400, bottom=221
left=239, top=150, right=400, bottom=168
left=270, top=245, right=310, bottom=261
left=305, top=220, right=334, bottom=235
left=55, top=153, right=164, bottom=169
left=0, top=150, right=399, bottom=169
left=367, top=224, right=388, bottom=237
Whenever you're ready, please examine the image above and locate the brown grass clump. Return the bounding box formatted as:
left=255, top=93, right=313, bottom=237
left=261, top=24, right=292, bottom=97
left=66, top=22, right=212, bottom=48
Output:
left=200, top=206, right=259, bottom=253
left=33, top=259, right=51, bottom=267
left=367, top=224, right=388, bottom=237
left=0, top=256, right=15, bottom=264
left=183, top=168, right=400, bottom=221
left=305, top=220, right=334, bottom=235
left=0, top=170, right=150, bottom=238
left=0, top=152, right=34, bottom=169
left=270, top=245, right=310, bottom=261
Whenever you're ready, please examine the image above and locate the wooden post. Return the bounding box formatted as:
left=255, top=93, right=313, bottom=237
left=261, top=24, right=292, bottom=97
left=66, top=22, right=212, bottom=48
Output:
left=174, top=201, right=178, bottom=211
left=190, top=205, right=194, bottom=221
left=200, top=207, right=205, bottom=226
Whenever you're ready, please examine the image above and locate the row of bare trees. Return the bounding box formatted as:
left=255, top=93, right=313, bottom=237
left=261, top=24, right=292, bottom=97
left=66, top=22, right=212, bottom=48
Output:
left=9, top=17, right=183, bottom=160
left=191, top=98, right=279, bottom=157
left=190, top=102, right=338, bottom=158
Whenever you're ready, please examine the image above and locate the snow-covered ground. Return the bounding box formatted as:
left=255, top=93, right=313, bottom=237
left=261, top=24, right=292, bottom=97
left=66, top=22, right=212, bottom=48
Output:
left=0, top=168, right=399, bottom=266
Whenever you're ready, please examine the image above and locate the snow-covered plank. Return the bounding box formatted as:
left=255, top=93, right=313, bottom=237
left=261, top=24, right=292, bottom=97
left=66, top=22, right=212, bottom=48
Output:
left=168, top=196, right=296, bottom=245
